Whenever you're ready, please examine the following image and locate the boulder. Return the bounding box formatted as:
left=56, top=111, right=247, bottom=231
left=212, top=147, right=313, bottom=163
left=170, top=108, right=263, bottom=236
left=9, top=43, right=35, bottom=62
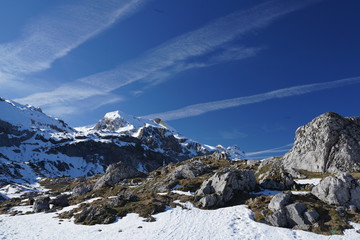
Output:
left=72, top=184, right=93, bottom=198
left=265, top=197, right=320, bottom=229
left=282, top=112, right=360, bottom=173
left=311, top=172, right=360, bottom=209
left=49, top=194, right=69, bottom=207
left=94, top=162, right=146, bottom=190
left=196, top=169, right=256, bottom=207
left=266, top=209, right=288, bottom=227
left=199, top=195, right=219, bottom=208
left=268, top=191, right=292, bottom=212
left=304, top=209, right=319, bottom=224
left=258, top=170, right=294, bottom=190
left=170, top=160, right=210, bottom=180
left=33, top=196, right=50, bottom=213
left=285, top=203, right=309, bottom=227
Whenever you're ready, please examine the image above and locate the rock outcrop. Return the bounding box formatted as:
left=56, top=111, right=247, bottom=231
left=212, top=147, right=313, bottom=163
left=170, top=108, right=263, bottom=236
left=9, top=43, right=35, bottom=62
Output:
left=196, top=169, right=257, bottom=208
left=94, top=162, right=146, bottom=190
left=170, top=160, right=210, bottom=180
left=311, top=172, right=360, bottom=210
left=72, top=184, right=93, bottom=198
left=282, top=112, right=360, bottom=173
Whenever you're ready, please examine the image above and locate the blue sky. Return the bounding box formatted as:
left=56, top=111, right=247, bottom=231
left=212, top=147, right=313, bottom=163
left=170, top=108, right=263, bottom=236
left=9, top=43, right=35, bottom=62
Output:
left=1, top=0, right=360, bottom=159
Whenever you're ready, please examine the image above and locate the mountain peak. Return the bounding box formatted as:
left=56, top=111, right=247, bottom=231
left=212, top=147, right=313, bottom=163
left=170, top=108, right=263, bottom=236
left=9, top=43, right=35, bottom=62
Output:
left=103, top=110, right=122, bottom=120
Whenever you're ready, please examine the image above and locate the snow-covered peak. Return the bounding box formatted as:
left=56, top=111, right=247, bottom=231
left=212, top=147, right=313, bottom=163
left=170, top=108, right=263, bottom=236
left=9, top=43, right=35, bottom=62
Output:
left=92, top=110, right=168, bottom=134
left=0, top=98, right=74, bottom=133
left=103, top=110, right=122, bottom=120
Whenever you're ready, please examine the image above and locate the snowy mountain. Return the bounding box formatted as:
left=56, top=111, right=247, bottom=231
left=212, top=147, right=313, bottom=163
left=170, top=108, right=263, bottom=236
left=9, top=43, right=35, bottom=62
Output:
left=0, top=98, right=243, bottom=185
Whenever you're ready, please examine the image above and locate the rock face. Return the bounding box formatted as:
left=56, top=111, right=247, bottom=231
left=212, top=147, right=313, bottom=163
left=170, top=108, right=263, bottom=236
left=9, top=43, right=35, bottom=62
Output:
left=94, top=162, right=146, bottom=190
left=282, top=112, right=360, bottom=173
left=196, top=169, right=257, bottom=208
left=311, top=172, right=360, bottom=210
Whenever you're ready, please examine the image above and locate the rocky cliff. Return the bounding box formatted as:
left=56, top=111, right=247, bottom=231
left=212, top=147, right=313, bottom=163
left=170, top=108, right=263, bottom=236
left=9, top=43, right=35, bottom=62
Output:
left=282, top=112, right=360, bottom=173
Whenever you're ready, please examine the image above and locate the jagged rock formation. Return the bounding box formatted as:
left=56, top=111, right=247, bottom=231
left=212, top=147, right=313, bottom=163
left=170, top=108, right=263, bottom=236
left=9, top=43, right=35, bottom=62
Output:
left=0, top=98, right=243, bottom=184
left=282, top=112, right=360, bottom=173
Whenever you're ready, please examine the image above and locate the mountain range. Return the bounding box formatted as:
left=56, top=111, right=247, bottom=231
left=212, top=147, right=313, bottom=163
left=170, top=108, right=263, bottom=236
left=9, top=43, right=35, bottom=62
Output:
left=0, top=97, right=243, bottom=185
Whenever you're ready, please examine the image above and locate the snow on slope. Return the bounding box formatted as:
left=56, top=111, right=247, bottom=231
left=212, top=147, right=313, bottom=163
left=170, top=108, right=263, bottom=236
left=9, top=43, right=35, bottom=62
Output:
left=0, top=98, right=73, bottom=132
left=0, top=202, right=359, bottom=240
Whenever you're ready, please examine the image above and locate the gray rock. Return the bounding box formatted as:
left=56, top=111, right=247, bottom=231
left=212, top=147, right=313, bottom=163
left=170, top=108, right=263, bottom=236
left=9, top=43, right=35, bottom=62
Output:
left=199, top=195, right=219, bottom=208
left=170, top=160, right=210, bottom=180
left=282, top=112, right=360, bottom=173
left=268, top=191, right=292, bottom=212
left=311, top=172, right=360, bottom=209
left=49, top=194, right=69, bottom=207
left=72, top=184, right=93, bottom=198
left=285, top=203, right=308, bottom=227
left=266, top=210, right=288, bottom=227
left=94, top=162, right=146, bottom=190
left=258, top=170, right=294, bottom=190
left=303, top=209, right=319, bottom=224
left=196, top=169, right=256, bottom=207
left=33, top=196, right=50, bottom=213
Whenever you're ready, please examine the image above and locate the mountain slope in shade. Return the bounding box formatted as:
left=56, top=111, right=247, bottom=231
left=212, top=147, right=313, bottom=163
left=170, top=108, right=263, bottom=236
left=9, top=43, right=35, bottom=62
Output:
left=0, top=98, right=243, bottom=185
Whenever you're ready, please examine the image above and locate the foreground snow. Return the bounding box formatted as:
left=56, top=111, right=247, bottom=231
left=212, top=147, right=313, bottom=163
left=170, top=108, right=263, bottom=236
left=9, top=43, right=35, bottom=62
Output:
left=1, top=202, right=359, bottom=240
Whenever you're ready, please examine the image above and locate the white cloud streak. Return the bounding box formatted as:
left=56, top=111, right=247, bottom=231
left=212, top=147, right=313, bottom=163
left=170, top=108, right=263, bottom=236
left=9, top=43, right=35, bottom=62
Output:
left=246, top=143, right=293, bottom=157
left=78, top=0, right=319, bottom=91
left=0, top=0, right=146, bottom=77
left=16, top=0, right=318, bottom=115
left=143, top=76, right=360, bottom=121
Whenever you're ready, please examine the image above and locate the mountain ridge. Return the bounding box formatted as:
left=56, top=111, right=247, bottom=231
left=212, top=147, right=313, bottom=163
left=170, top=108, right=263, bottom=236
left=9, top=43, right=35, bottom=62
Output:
left=0, top=98, right=243, bottom=185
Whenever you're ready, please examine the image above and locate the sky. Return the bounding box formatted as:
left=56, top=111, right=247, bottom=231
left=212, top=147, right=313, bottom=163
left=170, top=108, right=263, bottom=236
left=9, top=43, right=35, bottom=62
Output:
left=0, top=0, right=360, bottom=159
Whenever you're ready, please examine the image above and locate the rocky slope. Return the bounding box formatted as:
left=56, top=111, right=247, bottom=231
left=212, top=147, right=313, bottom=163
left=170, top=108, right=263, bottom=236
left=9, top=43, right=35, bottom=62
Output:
left=0, top=98, right=243, bottom=185
left=282, top=112, right=360, bottom=173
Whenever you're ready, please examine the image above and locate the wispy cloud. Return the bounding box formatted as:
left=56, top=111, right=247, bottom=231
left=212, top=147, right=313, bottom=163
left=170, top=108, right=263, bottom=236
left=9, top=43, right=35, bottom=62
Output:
left=143, top=76, right=360, bottom=121
left=0, top=0, right=146, bottom=78
left=17, top=0, right=318, bottom=115
left=246, top=143, right=293, bottom=157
